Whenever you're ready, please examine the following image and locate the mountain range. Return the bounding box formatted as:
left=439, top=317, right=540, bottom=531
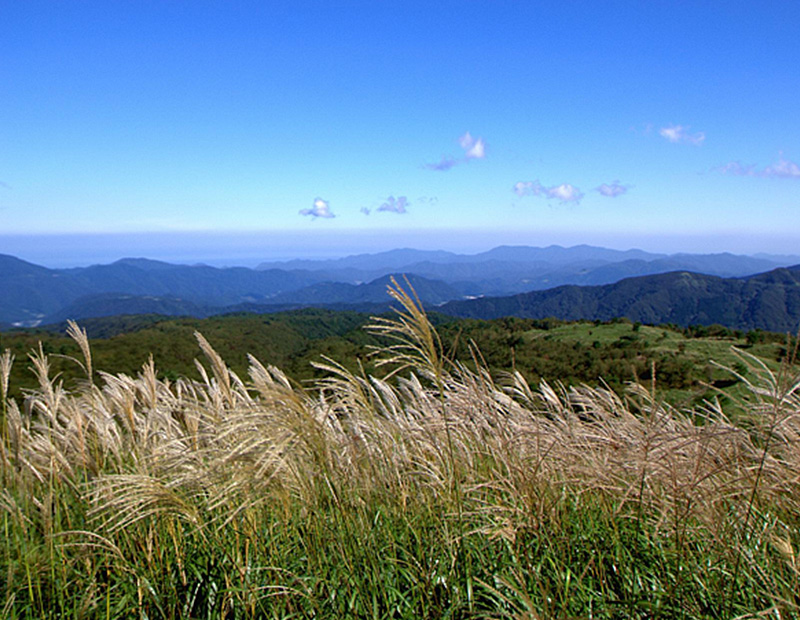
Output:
left=255, top=245, right=790, bottom=297
left=2, top=245, right=799, bottom=332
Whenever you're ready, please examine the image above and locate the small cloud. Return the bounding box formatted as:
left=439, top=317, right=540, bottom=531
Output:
left=416, top=195, right=438, bottom=204
left=547, top=183, right=583, bottom=203
left=513, top=181, right=537, bottom=197
left=0, top=180, right=10, bottom=190
left=424, top=156, right=458, bottom=171
left=360, top=207, right=371, bottom=216
left=762, top=154, right=800, bottom=178
left=425, top=132, right=487, bottom=171
left=595, top=181, right=629, bottom=197
left=717, top=153, right=800, bottom=179
left=466, top=139, right=485, bottom=159
left=459, top=131, right=486, bottom=160
left=513, top=180, right=583, bottom=204
left=299, top=197, right=335, bottom=219
left=659, top=124, right=705, bottom=146
left=377, top=195, right=409, bottom=214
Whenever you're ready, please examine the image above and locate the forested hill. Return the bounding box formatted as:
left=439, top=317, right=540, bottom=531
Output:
left=1, top=308, right=793, bottom=406
left=439, top=266, right=800, bottom=332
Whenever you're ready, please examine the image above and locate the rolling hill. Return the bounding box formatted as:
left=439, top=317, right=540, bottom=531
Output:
left=440, top=266, right=800, bottom=332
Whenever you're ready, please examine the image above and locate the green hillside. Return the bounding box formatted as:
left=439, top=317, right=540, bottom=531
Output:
left=1, top=310, right=793, bottom=408
left=0, top=310, right=376, bottom=399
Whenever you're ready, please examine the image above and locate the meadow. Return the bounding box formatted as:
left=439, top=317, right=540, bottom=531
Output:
left=2, top=281, right=799, bottom=618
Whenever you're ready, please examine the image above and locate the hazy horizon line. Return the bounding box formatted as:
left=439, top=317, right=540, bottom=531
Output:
left=2, top=229, right=798, bottom=270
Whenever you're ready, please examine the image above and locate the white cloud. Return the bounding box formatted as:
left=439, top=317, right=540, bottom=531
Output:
left=595, top=181, right=629, bottom=197
left=299, top=197, right=335, bottom=218
left=377, top=195, right=409, bottom=214
left=513, top=180, right=583, bottom=204
left=465, top=138, right=485, bottom=160
left=459, top=131, right=486, bottom=160
left=425, top=132, right=487, bottom=171
left=659, top=124, right=705, bottom=146
left=718, top=153, right=800, bottom=179
left=360, top=207, right=371, bottom=216
left=0, top=180, right=10, bottom=190
left=548, top=183, right=583, bottom=203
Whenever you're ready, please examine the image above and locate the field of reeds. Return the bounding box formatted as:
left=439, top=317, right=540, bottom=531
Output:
left=2, top=281, right=799, bottom=619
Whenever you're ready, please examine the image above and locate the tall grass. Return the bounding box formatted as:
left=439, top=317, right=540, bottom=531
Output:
left=1, top=285, right=799, bottom=618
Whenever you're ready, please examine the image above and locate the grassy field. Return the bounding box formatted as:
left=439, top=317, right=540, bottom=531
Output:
left=437, top=316, right=793, bottom=414
left=523, top=322, right=787, bottom=406
left=1, top=285, right=800, bottom=618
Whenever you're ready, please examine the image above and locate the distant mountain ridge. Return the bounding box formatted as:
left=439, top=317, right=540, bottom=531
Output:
left=255, top=246, right=794, bottom=296
left=255, top=244, right=664, bottom=271
left=2, top=245, right=799, bottom=330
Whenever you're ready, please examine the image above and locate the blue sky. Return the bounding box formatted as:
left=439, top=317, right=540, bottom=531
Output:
left=1, top=1, right=799, bottom=265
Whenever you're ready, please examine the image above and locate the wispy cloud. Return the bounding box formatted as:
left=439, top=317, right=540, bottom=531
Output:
left=595, top=181, right=629, bottom=197
left=513, top=180, right=584, bottom=204
left=718, top=153, right=800, bottom=179
left=425, top=132, right=487, bottom=171
left=513, top=181, right=537, bottom=197
left=0, top=180, right=10, bottom=190
left=360, top=207, right=371, bottom=216
left=763, top=156, right=800, bottom=178
left=377, top=195, right=409, bottom=214
left=717, top=161, right=756, bottom=176
left=659, top=124, right=705, bottom=146
left=299, top=197, right=335, bottom=218
left=424, top=156, right=458, bottom=171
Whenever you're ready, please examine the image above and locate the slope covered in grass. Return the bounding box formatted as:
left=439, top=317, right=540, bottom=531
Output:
left=1, top=284, right=799, bottom=618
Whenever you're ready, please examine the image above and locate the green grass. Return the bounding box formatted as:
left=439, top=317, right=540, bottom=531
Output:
left=2, top=294, right=800, bottom=618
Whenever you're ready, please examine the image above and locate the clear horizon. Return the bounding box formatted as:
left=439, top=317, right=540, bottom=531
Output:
left=1, top=2, right=798, bottom=262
